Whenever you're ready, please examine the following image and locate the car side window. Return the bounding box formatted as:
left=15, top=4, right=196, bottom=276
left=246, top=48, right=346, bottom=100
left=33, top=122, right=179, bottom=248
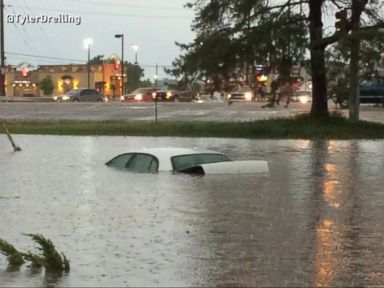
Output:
left=171, top=153, right=231, bottom=171
left=126, top=153, right=159, bottom=173
left=106, top=153, right=134, bottom=169
left=80, top=89, right=88, bottom=96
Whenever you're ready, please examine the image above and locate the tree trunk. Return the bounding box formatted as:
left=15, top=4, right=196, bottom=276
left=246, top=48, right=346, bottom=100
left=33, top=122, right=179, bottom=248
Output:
left=349, top=36, right=360, bottom=121
left=349, top=0, right=367, bottom=121
left=309, top=0, right=329, bottom=118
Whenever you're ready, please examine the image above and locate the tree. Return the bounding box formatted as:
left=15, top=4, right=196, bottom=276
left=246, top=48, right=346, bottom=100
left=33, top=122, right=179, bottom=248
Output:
left=125, top=62, right=145, bottom=93
left=39, top=75, right=55, bottom=96
left=178, top=0, right=384, bottom=118
left=87, top=55, right=104, bottom=65
left=170, top=1, right=308, bottom=96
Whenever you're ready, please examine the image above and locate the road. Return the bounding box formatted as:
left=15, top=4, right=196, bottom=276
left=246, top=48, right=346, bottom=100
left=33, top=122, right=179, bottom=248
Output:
left=0, top=101, right=383, bottom=123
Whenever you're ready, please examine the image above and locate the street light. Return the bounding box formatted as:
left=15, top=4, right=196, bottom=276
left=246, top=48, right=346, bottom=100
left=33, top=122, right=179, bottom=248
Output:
left=131, top=43, right=139, bottom=64
left=115, top=34, right=124, bottom=96
left=83, top=38, right=93, bottom=89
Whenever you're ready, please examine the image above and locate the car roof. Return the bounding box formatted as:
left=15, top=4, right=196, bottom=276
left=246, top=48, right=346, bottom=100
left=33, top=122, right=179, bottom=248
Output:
left=68, top=88, right=97, bottom=92
left=122, top=147, right=226, bottom=171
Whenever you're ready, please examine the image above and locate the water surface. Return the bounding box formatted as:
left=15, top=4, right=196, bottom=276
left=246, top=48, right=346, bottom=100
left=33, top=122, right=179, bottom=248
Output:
left=1, top=135, right=384, bottom=287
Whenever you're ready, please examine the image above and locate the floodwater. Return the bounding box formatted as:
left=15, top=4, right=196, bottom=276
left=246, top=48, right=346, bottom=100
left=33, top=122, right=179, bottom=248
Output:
left=1, top=135, right=384, bottom=287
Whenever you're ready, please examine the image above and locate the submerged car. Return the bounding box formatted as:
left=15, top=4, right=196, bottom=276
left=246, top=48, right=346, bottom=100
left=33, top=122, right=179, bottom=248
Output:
left=53, top=88, right=108, bottom=102
left=106, top=148, right=269, bottom=175
left=120, top=87, right=160, bottom=102
left=227, top=86, right=256, bottom=105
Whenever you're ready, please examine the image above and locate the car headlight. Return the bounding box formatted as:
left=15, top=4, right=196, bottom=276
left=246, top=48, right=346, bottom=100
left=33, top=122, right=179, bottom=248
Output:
left=120, top=96, right=125, bottom=101
left=228, top=94, right=232, bottom=99
left=52, top=96, right=58, bottom=101
left=62, top=95, right=70, bottom=101
left=152, top=92, right=157, bottom=99
left=244, top=92, right=252, bottom=101
left=298, top=95, right=309, bottom=104
left=166, top=91, right=172, bottom=99
left=134, top=93, right=143, bottom=101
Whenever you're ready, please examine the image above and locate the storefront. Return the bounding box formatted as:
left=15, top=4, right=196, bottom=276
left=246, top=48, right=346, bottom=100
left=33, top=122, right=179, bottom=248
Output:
left=4, top=61, right=126, bottom=98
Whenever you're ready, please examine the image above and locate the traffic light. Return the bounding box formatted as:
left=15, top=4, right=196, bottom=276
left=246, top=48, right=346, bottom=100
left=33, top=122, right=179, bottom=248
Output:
left=335, top=9, right=349, bottom=31
left=21, top=67, right=29, bottom=78
left=114, top=59, right=121, bottom=70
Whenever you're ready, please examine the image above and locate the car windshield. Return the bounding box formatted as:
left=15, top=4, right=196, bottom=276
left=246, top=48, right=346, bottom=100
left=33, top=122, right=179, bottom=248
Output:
left=236, top=86, right=252, bottom=92
left=132, top=88, right=152, bottom=94
left=171, top=153, right=231, bottom=172
left=66, top=90, right=77, bottom=96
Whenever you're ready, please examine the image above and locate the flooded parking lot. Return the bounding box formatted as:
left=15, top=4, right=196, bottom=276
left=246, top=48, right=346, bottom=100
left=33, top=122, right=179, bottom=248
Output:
left=1, top=135, right=384, bottom=287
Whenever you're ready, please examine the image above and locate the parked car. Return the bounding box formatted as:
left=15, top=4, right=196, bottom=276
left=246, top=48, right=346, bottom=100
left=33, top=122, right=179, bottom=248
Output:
left=293, top=81, right=312, bottom=104
left=152, top=89, right=195, bottom=102
left=53, top=88, right=107, bottom=102
left=106, top=147, right=269, bottom=175
left=120, top=87, right=160, bottom=102
left=227, top=86, right=256, bottom=105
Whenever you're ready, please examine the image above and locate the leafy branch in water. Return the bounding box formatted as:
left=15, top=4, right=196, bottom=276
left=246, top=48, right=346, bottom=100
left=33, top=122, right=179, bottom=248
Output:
left=0, top=234, right=70, bottom=273
left=24, top=234, right=70, bottom=273
left=0, top=239, right=25, bottom=268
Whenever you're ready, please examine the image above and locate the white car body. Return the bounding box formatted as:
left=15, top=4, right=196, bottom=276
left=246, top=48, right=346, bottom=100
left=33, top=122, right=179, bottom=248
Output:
left=295, top=81, right=312, bottom=103
left=106, top=147, right=269, bottom=175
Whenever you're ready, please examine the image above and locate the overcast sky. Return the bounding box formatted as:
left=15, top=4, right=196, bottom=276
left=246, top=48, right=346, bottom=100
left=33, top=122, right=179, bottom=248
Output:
left=5, top=0, right=196, bottom=79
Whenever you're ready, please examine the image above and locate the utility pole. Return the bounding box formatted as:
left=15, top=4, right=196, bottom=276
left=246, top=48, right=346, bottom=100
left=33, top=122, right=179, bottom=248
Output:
left=0, top=0, right=6, bottom=96
left=155, top=64, right=158, bottom=86
left=114, top=34, right=124, bottom=95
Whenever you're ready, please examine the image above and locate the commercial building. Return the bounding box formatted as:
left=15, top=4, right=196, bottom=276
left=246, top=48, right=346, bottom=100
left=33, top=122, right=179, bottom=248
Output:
left=4, top=62, right=126, bottom=98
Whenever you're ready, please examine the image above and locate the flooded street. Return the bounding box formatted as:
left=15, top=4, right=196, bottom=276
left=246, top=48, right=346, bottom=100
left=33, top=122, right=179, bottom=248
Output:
left=1, top=135, right=384, bottom=287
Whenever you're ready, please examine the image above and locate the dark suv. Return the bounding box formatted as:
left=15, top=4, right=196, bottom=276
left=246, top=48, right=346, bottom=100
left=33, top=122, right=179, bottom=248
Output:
left=332, top=79, right=384, bottom=107
left=359, top=81, right=384, bottom=104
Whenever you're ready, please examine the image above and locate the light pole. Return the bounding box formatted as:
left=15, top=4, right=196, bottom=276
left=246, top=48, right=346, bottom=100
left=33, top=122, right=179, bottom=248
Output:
left=83, top=38, right=93, bottom=89
left=1, top=0, right=6, bottom=96
left=131, top=43, right=139, bottom=64
left=115, top=34, right=124, bottom=95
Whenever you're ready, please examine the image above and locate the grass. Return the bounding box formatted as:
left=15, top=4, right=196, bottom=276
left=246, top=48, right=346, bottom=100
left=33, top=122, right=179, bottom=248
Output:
left=2, top=113, right=384, bottom=139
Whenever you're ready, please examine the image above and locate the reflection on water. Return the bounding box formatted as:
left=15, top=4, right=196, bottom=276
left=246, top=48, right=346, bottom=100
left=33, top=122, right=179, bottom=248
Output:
left=1, top=136, right=384, bottom=287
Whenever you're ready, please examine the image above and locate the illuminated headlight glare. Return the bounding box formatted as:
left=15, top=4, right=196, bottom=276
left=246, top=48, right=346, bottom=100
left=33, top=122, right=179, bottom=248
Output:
left=120, top=96, right=125, bottom=101
left=134, top=93, right=143, bottom=101
left=166, top=91, right=172, bottom=99
left=244, top=92, right=252, bottom=101
left=52, top=96, right=58, bottom=101
left=152, top=92, right=156, bottom=99
left=62, top=95, right=70, bottom=101
left=299, top=96, right=309, bottom=104
left=228, top=94, right=232, bottom=99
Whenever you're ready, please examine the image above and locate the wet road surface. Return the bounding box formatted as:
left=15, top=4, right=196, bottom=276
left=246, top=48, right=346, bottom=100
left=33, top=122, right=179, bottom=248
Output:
left=1, top=135, right=384, bottom=286
left=1, top=101, right=383, bottom=123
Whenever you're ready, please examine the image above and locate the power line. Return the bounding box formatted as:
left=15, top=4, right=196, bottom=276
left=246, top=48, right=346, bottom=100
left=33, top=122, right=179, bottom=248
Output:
left=8, top=5, right=193, bottom=19
left=63, top=0, right=189, bottom=11
left=19, top=0, right=59, bottom=58
left=5, top=52, right=173, bottom=68
left=5, top=52, right=86, bottom=63
left=9, top=8, right=39, bottom=55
